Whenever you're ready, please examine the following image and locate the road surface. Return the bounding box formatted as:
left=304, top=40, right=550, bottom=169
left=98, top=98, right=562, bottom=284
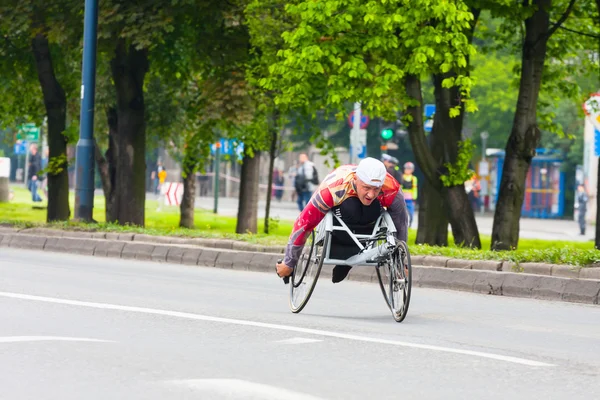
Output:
left=1, top=248, right=599, bottom=399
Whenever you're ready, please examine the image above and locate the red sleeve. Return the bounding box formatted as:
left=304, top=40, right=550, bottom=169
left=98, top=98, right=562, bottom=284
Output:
left=379, top=173, right=401, bottom=207
left=283, top=187, right=334, bottom=268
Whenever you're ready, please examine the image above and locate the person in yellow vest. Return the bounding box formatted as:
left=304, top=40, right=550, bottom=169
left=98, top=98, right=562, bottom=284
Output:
left=401, top=162, right=418, bottom=227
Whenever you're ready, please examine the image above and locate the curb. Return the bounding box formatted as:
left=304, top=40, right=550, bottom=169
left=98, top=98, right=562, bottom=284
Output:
left=1, top=230, right=599, bottom=305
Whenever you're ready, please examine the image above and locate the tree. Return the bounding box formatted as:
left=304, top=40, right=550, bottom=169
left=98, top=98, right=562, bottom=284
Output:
left=257, top=0, right=482, bottom=246
left=490, top=0, right=596, bottom=250
left=93, top=0, right=224, bottom=226
left=0, top=1, right=81, bottom=222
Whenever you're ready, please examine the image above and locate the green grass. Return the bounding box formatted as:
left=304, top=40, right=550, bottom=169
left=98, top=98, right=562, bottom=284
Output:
left=1, top=186, right=293, bottom=245
left=3, top=185, right=600, bottom=266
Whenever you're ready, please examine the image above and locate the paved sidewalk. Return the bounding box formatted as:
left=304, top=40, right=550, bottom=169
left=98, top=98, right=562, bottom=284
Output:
left=196, top=196, right=594, bottom=243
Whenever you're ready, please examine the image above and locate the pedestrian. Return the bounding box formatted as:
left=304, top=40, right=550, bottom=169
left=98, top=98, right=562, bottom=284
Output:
left=27, top=143, right=42, bottom=203
left=294, top=153, right=318, bottom=211
left=401, top=162, right=418, bottom=227
left=576, top=184, right=588, bottom=235
left=381, top=154, right=402, bottom=183
left=273, top=168, right=284, bottom=202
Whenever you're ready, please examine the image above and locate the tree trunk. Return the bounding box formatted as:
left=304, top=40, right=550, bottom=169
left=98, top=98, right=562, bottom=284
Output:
left=416, top=93, right=448, bottom=246
left=432, top=73, right=481, bottom=249
left=94, top=107, right=118, bottom=222
left=264, top=120, right=278, bottom=234
left=179, top=170, right=196, bottom=228
left=31, top=33, right=70, bottom=222
left=236, top=149, right=261, bottom=234
left=416, top=180, right=448, bottom=246
left=110, top=39, right=148, bottom=226
left=491, top=0, right=550, bottom=250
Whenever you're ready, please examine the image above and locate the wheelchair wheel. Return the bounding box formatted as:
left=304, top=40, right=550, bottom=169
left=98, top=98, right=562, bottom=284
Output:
left=289, top=229, right=330, bottom=313
left=376, top=240, right=412, bottom=323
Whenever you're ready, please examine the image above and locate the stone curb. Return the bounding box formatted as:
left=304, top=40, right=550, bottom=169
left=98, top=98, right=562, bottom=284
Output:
left=1, top=232, right=599, bottom=305
left=2, top=227, right=599, bottom=279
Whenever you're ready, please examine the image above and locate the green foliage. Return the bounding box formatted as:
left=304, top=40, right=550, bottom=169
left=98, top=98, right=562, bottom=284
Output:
left=262, top=0, right=476, bottom=121
left=439, top=139, right=476, bottom=187
left=43, top=154, right=70, bottom=176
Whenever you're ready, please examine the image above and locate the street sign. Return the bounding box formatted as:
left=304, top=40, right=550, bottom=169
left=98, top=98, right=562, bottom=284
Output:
left=594, top=128, right=600, bottom=157
left=424, top=104, right=435, bottom=133
left=424, top=104, right=436, bottom=118
left=348, top=112, right=369, bottom=129
left=13, top=140, right=27, bottom=155
left=350, top=128, right=367, bottom=162
left=161, top=182, right=183, bottom=206
left=583, top=92, right=600, bottom=132
left=210, top=139, right=244, bottom=159
left=17, top=123, right=40, bottom=142
left=424, top=119, right=434, bottom=132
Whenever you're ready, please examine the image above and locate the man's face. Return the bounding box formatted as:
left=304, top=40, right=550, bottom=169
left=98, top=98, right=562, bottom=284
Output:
left=404, top=167, right=413, bottom=175
left=383, top=160, right=392, bottom=169
left=354, top=177, right=381, bottom=206
left=30, top=145, right=37, bottom=155
left=299, top=154, right=308, bottom=164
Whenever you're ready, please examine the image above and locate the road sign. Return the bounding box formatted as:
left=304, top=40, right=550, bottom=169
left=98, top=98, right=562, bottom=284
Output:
left=161, top=182, right=183, bottom=206
left=348, top=113, right=369, bottom=129
left=13, top=140, right=27, bottom=155
left=350, top=128, right=367, bottom=161
left=594, top=128, right=600, bottom=157
left=583, top=92, right=600, bottom=132
left=17, top=123, right=40, bottom=142
left=424, top=104, right=435, bottom=133
left=424, top=119, right=434, bottom=132
left=210, top=139, right=244, bottom=159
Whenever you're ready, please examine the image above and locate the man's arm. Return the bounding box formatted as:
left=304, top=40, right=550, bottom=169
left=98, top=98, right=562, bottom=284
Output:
left=282, top=187, right=333, bottom=268
left=386, top=191, right=409, bottom=242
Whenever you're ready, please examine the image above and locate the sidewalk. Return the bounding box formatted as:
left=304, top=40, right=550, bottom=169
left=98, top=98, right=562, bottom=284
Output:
left=196, top=196, right=594, bottom=243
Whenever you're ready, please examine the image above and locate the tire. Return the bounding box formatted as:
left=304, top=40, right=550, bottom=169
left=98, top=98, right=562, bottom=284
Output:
left=376, top=240, right=412, bottom=323
left=289, top=229, right=329, bottom=313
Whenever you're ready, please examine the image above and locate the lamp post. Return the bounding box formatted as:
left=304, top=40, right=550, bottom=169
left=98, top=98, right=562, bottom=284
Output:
left=481, top=131, right=489, bottom=160
left=74, top=0, right=99, bottom=221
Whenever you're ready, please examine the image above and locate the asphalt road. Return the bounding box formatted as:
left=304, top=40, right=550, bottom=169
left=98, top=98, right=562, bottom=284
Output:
left=1, top=248, right=599, bottom=400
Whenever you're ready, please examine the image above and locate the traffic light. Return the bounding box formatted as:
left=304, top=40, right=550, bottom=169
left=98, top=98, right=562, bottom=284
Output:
left=380, top=127, right=394, bottom=141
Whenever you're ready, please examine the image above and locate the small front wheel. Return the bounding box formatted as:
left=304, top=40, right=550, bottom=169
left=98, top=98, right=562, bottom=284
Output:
left=289, top=230, right=330, bottom=313
left=376, top=240, right=412, bottom=322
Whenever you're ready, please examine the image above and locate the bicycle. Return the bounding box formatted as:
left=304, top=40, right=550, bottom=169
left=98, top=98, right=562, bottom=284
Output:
left=281, top=210, right=412, bottom=323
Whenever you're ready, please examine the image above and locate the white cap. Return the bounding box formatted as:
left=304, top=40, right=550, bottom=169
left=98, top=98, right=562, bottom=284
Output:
left=355, top=157, right=387, bottom=188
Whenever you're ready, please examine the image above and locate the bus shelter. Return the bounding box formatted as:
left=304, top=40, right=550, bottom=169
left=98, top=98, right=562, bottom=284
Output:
left=487, top=149, right=566, bottom=219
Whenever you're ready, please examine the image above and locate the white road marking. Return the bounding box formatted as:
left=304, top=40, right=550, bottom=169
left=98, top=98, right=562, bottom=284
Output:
left=0, top=291, right=555, bottom=367
left=0, top=336, right=113, bottom=344
left=166, top=378, right=325, bottom=400
left=277, top=337, right=323, bottom=344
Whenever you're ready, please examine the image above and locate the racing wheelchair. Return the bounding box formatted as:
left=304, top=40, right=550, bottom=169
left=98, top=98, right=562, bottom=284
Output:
left=281, top=210, right=412, bottom=323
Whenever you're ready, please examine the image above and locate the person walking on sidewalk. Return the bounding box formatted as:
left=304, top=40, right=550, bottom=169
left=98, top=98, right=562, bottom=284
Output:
left=294, top=153, right=318, bottom=211
left=27, top=143, right=42, bottom=203
left=381, top=154, right=401, bottom=184
left=401, top=162, right=418, bottom=227
left=576, top=184, right=589, bottom=235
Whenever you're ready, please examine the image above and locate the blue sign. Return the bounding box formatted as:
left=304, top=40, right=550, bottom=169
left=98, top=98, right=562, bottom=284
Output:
left=211, top=139, right=244, bottom=159
left=594, top=128, right=600, bottom=156
left=424, top=104, right=436, bottom=118
left=14, top=141, right=27, bottom=155
left=424, top=104, right=435, bottom=133
left=347, top=113, right=370, bottom=129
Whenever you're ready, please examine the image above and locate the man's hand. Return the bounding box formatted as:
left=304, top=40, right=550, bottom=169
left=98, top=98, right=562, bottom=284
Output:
left=276, top=261, right=293, bottom=278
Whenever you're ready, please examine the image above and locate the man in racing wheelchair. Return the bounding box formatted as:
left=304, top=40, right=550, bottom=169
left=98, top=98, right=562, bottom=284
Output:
left=276, top=157, right=409, bottom=283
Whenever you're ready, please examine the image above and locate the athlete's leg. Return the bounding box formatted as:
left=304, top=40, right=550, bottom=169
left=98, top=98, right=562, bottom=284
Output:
left=330, top=197, right=382, bottom=283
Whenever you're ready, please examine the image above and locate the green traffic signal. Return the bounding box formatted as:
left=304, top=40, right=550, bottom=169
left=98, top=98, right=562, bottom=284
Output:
left=380, top=128, right=394, bottom=140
